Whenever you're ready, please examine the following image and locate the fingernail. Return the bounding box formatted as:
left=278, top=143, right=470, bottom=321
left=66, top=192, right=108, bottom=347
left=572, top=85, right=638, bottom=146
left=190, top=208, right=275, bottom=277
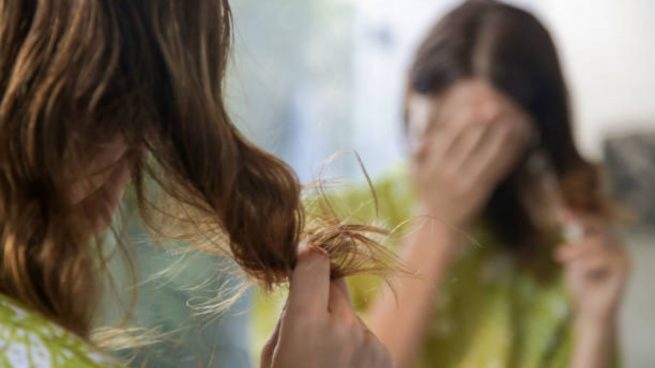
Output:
left=298, top=241, right=328, bottom=257
left=297, top=241, right=310, bottom=253
left=310, top=244, right=329, bottom=257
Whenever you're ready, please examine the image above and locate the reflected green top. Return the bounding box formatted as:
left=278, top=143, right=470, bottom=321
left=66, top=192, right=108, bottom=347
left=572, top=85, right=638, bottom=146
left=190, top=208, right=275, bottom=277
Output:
left=0, top=294, right=119, bottom=368
left=254, top=166, right=619, bottom=368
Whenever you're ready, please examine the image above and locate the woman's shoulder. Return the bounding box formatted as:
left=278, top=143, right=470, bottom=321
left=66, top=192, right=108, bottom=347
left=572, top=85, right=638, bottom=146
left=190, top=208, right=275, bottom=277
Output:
left=0, top=294, right=119, bottom=367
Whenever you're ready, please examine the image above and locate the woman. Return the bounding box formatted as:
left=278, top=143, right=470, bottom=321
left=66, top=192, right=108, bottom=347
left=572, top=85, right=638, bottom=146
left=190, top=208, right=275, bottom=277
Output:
left=0, top=1, right=391, bottom=367
left=325, top=1, right=629, bottom=367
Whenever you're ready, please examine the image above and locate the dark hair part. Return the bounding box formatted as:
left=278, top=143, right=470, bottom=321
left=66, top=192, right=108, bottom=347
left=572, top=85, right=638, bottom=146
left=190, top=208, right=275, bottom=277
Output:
left=408, top=0, right=607, bottom=249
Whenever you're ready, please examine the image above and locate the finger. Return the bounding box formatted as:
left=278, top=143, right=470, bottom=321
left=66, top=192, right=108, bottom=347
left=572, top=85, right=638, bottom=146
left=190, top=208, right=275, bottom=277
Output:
left=428, top=110, right=472, bottom=161
left=421, top=99, right=481, bottom=166
left=407, top=95, right=434, bottom=155
left=465, top=121, right=512, bottom=180
left=555, top=239, right=606, bottom=262
left=411, top=136, right=432, bottom=166
left=333, top=278, right=352, bottom=303
left=561, top=245, right=627, bottom=281
left=357, top=328, right=393, bottom=368
left=287, top=242, right=331, bottom=316
left=555, top=243, right=584, bottom=262
left=260, top=298, right=288, bottom=368
left=368, top=336, right=394, bottom=368
left=571, top=255, right=613, bottom=280
left=412, top=135, right=444, bottom=181
left=449, top=123, right=491, bottom=170
left=422, top=121, right=474, bottom=182
left=328, top=278, right=354, bottom=317
left=260, top=306, right=284, bottom=368
left=580, top=256, right=612, bottom=274
left=475, top=98, right=504, bottom=125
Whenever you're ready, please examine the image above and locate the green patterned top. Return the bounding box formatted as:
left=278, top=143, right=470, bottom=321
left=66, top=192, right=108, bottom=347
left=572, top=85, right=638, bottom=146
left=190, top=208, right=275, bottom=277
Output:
left=0, top=294, right=120, bottom=368
left=253, top=166, right=619, bottom=368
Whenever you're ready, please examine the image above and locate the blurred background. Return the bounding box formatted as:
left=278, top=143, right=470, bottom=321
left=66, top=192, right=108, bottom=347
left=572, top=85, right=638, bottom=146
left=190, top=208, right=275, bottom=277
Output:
left=227, top=0, right=655, bottom=179
left=223, top=0, right=655, bottom=367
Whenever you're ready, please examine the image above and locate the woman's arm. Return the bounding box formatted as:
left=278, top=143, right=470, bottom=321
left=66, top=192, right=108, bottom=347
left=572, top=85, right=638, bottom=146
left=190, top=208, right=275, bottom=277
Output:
left=367, top=220, right=461, bottom=368
left=555, top=214, right=630, bottom=368
left=570, top=317, right=617, bottom=368
left=373, top=92, right=532, bottom=368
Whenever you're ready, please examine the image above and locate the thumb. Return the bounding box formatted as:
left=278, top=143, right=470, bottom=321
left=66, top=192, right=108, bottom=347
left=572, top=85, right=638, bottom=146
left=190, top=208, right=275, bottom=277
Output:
left=260, top=303, right=286, bottom=368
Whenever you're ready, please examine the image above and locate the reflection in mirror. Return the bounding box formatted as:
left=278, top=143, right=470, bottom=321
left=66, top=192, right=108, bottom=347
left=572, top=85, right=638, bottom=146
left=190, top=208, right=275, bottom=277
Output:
left=230, top=1, right=654, bottom=367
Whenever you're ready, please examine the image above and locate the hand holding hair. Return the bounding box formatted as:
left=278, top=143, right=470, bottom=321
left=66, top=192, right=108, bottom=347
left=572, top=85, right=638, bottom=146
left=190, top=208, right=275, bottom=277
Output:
left=260, top=242, right=394, bottom=368
left=555, top=213, right=630, bottom=324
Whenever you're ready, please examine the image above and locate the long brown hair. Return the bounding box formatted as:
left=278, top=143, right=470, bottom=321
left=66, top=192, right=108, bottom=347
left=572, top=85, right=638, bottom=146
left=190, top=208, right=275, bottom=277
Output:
left=407, top=0, right=608, bottom=249
left=0, top=0, right=393, bottom=339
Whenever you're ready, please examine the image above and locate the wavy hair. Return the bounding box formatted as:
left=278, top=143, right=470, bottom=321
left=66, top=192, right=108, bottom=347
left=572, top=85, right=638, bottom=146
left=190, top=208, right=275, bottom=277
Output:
left=0, top=0, right=394, bottom=340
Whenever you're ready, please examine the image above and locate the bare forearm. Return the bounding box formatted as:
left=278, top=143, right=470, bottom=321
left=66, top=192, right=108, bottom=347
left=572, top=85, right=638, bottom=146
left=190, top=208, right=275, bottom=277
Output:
left=367, top=221, right=461, bottom=368
left=570, top=317, right=617, bottom=368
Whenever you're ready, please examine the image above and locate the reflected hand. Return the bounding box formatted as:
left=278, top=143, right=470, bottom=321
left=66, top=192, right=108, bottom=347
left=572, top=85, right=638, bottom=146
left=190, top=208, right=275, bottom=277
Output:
left=410, top=93, right=532, bottom=228
left=555, top=214, right=630, bottom=324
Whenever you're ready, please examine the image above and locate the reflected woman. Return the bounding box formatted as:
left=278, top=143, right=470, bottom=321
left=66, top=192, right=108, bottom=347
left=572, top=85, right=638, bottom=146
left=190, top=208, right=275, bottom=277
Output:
left=328, top=1, right=629, bottom=367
